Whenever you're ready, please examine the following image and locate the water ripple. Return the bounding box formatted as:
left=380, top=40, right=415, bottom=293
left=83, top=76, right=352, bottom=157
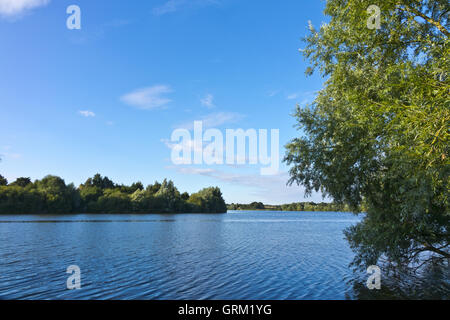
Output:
left=3, top=211, right=436, bottom=300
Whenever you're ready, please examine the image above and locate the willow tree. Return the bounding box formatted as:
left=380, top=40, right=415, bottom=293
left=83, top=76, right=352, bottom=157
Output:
left=285, top=0, right=449, bottom=272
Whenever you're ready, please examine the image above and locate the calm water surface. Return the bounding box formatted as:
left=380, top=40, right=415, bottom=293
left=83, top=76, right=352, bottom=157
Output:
left=0, top=211, right=372, bottom=299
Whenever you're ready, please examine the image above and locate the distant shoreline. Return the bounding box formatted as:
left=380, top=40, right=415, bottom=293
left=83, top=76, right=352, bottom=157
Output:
left=227, top=202, right=360, bottom=213
left=227, top=209, right=351, bottom=213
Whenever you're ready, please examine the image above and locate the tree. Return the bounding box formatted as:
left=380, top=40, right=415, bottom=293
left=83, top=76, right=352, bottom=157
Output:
left=0, top=185, right=44, bottom=214
left=117, top=181, right=144, bottom=194
left=188, top=187, right=227, bottom=213
left=155, top=179, right=183, bottom=212
left=146, top=181, right=161, bottom=195
left=181, top=192, right=190, bottom=201
left=79, top=186, right=103, bottom=210
left=130, top=189, right=148, bottom=212
left=34, top=175, right=74, bottom=213
left=81, top=174, right=115, bottom=189
left=130, top=182, right=144, bottom=192
left=249, top=202, right=265, bottom=210
left=10, top=177, right=32, bottom=187
left=96, top=189, right=131, bottom=213
left=284, top=0, right=449, bottom=272
left=0, top=174, right=7, bottom=186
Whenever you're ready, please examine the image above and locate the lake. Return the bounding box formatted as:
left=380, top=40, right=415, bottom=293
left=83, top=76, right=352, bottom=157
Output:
left=0, top=211, right=446, bottom=300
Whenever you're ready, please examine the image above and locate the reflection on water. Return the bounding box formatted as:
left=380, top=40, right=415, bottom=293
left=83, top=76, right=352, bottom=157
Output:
left=0, top=219, right=178, bottom=223
left=0, top=211, right=447, bottom=299
left=351, top=262, right=450, bottom=299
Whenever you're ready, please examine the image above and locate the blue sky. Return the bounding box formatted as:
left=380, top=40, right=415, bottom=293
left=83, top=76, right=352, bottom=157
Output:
left=0, top=0, right=328, bottom=204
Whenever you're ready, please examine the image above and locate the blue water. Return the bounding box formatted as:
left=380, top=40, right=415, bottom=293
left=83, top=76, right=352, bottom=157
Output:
left=0, top=211, right=362, bottom=299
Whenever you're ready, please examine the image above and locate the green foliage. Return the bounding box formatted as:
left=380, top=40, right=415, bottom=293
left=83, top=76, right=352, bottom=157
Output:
left=228, top=201, right=351, bottom=212
left=115, top=182, right=144, bottom=194
left=82, top=173, right=115, bottom=190
left=10, top=177, right=32, bottom=187
left=249, top=202, right=265, bottom=209
left=285, top=0, right=449, bottom=271
left=0, top=185, right=44, bottom=214
left=228, top=202, right=265, bottom=210
left=0, top=174, right=7, bottom=186
left=34, top=175, right=76, bottom=213
left=79, top=186, right=103, bottom=208
left=0, top=174, right=227, bottom=214
left=181, top=192, right=190, bottom=201
left=154, top=179, right=183, bottom=212
left=188, top=187, right=227, bottom=213
left=95, top=189, right=132, bottom=213
left=146, top=181, right=161, bottom=195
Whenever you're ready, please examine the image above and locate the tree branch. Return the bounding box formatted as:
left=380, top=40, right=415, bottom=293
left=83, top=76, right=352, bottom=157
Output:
left=422, top=243, right=450, bottom=258
left=397, top=5, right=450, bottom=37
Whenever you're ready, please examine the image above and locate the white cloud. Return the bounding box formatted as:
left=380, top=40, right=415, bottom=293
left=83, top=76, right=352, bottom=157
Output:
left=268, top=90, right=280, bottom=97
left=200, top=94, right=215, bottom=108
left=68, top=19, right=133, bottom=45
left=0, top=0, right=50, bottom=17
left=200, top=112, right=244, bottom=128
left=161, top=138, right=204, bottom=154
left=79, top=110, right=96, bottom=117
left=162, top=137, right=261, bottom=167
left=121, top=85, right=172, bottom=110
left=0, top=146, right=22, bottom=161
left=153, top=0, right=219, bottom=16
left=153, top=0, right=184, bottom=15
left=172, top=167, right=215, bottom=175
left=286, top=91, right=317, bottom=104
left=170, top=166, right=326, bottom=204
left=177, top=112, right=244, bottom=130
left=6, top=153, right=21, bottom=159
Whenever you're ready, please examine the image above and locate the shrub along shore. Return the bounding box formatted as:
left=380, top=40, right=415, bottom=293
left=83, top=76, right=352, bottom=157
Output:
left=227, top=201, right=356, bottom=212
left=0, top=173, right=227, bottom=214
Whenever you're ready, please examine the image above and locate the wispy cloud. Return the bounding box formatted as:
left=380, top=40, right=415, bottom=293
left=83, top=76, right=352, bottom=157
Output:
left=170, top=166, right=325, bottom=204
left=121, top=85, right=173, bottom=110
left=200, top=94, right=215, bottom=108
left=286, top=91, right=317, bottom=105
left=5, top=153, right=21, bottom=159
left=161, top=137, right=204, bottom=154
left=0, top=146, right=22, bottom=161
left=153, top=0, right=219, bottom=16
left=79, top=110, right=96, bottom=117
left=177, top=111, right=244, bottom=130
left=172, top=167, right=285, bottom=188
left=102, top=19, right=132, bottom=28
left=162, top=138, right=261, bottom=167
left=172, top=167, right=216, bottom=175
left=69, top=19, right=133, bottom=45
left=153, top=0, right=184, bottom=15
left=268, top=90, right=280, bottom=97
left=0, top=0, right=50, bottom=18
left=286, top=93, right=299, bottom=100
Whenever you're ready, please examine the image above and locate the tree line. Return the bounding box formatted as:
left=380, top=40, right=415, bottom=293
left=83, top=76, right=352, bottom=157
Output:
left=227, top=201, right=354, bottom=212
left=0, top=173, right=227, bottom=214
